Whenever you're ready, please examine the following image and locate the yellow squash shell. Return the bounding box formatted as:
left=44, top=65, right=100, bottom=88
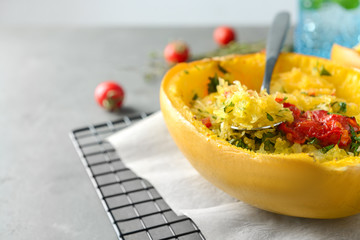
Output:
left=331, top=43, right=360, bottom=69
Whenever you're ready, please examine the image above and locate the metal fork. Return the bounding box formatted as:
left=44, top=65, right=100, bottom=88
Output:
left=231, top=11, right=290, bottom=131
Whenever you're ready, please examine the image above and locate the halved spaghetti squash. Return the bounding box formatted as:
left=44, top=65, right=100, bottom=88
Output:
left=160, top=53, right=360, bottom=218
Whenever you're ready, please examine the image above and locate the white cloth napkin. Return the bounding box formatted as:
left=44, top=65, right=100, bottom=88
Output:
left=108, top=112, right=360, bottom=240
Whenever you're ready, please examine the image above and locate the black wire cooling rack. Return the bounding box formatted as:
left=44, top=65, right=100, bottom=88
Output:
left=69, top=112, right=205, bottom=240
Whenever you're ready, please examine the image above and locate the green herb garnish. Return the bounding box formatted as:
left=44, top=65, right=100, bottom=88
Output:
left=331, top=101, right=347, bottom=114
left=266, top=113, right=274, bottom=121
left=184, top=70, right=189, bottom=74
left=277, top=96, right=288, bottom=103
left=307, top=138, right=319, bottom=145
left=192, top=93, right=198, bottom=101
left=224, top=102, right=235, bottom=113
left=319, top=65, right=332, bottom=76
left=339, top=102, right=347, bottom=113
left=228, top=138, right=248, bottom=149
left=236, top=139, right=248, bottom=149
left=149, top=51, right=158, bottom=59
left=217, top=64, right=228, bottom=74
left=331, top=101, right=338, bottom=107
left=350, top=125, right=359, bottom=139
left=264, top=140, right=275, bottom=152
left=262, top=132, right=276, bottom=140
left=351, top=142, right=360, bottom=156
left=327, top=112, right=346, bottom=116
left=321, top=144, right=335, bottom=153
left=349, top=125, right=360, bottom=156
left=208, top=73, right=219, bottom=93
left=279, top=87, right=287, bottom=93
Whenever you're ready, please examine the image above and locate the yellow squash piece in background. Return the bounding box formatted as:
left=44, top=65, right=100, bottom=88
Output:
left=331, top=43, right=360, bottom=69
left=160, top=53, right=360, bottom=219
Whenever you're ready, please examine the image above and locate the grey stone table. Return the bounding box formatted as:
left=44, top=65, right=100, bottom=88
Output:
left=0, top=26, right=277, bottom=239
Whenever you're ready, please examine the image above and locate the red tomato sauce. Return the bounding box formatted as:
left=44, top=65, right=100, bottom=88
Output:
left=201, top=117, right=212, bottom=128
left=277, top=101, right=360, bottom=148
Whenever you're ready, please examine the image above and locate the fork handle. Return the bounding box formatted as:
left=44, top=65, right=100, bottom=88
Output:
left=261, top=12, right=290, bottom=93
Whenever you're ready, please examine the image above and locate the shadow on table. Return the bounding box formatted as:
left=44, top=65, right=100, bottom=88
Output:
left=112, top=106, right=142, bottom=116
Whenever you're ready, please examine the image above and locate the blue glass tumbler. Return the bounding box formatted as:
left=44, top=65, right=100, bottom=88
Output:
left=295, top=0, right=360, bottom=58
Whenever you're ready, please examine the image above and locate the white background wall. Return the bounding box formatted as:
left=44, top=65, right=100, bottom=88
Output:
left=0, top=0, right=297, bottom=26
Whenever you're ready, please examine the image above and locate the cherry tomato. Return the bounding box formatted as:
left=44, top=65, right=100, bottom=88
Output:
left=213, top=26, right=236, bottom=46
left=95, top=81, right=124, bottom=111
left=163, top=41, right=190, bottom=64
